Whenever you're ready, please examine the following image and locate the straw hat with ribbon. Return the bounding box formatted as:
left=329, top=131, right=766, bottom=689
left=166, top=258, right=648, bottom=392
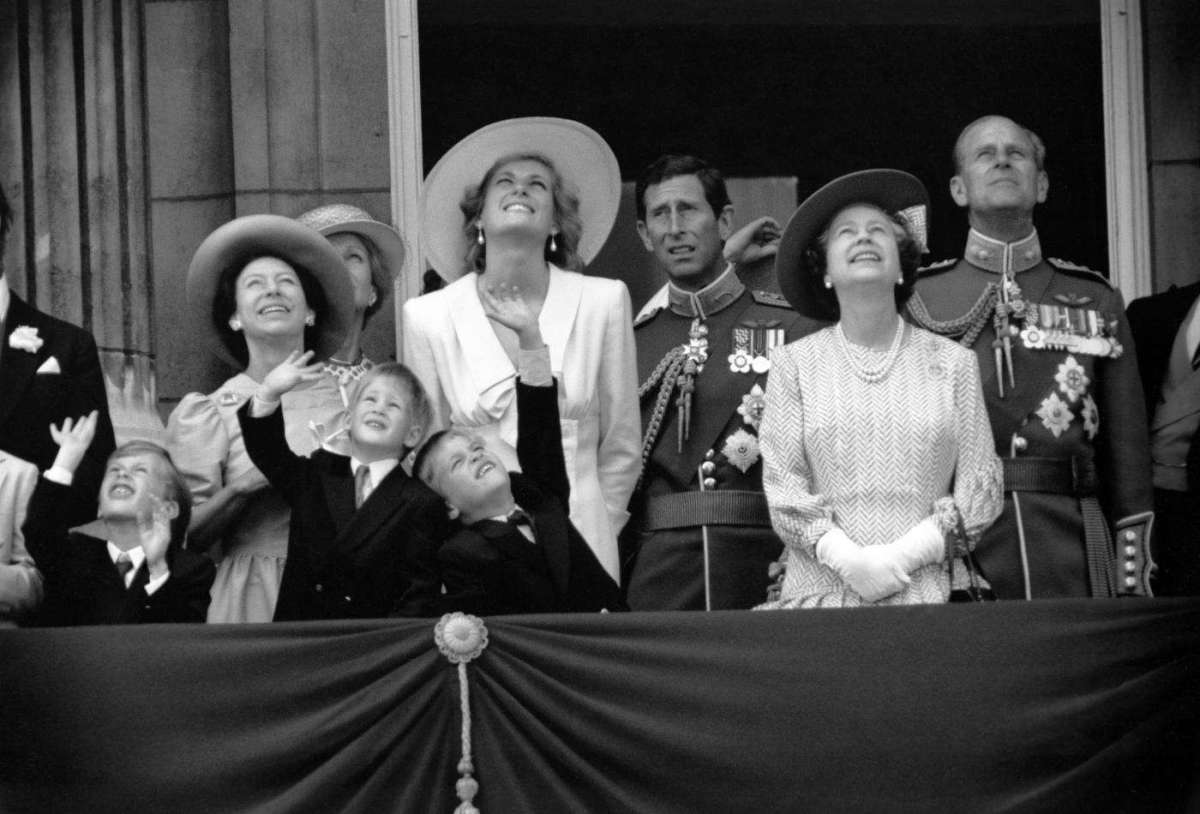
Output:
left=421, top=117, right=621, bottom=281
left=295, top=203, right=406, bottom=316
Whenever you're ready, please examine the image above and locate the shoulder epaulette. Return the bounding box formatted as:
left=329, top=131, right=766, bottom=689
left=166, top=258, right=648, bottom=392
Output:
left=916, top=258, right=957, bottom=277
left=1047, top=257, right=1114, bottom=289
left=633, top=306, right=664, bottom=328
left=751, top=289, right=791, bottom=308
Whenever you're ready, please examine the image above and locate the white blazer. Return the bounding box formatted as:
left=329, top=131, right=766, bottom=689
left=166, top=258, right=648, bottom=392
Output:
left=402, top=266, right=641, bottom=581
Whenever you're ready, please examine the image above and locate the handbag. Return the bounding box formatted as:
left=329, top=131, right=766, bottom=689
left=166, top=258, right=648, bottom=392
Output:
left=948, top=515, right=996, bottom=603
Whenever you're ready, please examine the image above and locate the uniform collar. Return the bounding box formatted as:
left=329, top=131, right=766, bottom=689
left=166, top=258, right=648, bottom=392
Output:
left=963, top=228, right=1042, bottom=274
left=667, top=264, right=744, bottom=319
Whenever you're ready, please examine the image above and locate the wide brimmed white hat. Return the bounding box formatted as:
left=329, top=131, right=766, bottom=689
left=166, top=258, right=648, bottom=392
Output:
left=295, top=203, right=406, bottom=310
left=186, top=214, right=356, bottom=368
left=421, top=117, right=621, bottom=280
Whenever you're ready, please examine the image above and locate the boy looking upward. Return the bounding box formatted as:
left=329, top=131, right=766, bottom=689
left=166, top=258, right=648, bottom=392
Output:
left=240, top=357, right=447, bottom=620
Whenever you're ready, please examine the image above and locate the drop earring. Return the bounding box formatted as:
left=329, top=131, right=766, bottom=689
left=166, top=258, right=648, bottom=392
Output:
left=476, top=224, right=485, bottom=246
left=549, top=234, right=557, bottom=253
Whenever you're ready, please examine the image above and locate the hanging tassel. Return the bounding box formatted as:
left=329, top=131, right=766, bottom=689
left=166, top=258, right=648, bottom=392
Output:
left=435, top=613, right=490, bottom=813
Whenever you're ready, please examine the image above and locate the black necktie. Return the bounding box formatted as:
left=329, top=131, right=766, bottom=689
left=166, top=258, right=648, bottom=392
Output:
left=115, top=552, right=134, bottom=584
left=506, top=509, right=536, bottom=543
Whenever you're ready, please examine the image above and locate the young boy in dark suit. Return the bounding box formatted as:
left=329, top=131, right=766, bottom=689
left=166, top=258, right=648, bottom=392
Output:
left=412, top=284, right=627, bottom=616
left=239, top=358, right=448, bottom=620
left=23, top=412, right=215, bottom=625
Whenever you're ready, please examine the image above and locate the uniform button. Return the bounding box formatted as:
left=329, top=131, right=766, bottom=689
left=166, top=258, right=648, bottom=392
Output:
left=344, top=596, right=352, bottom=603
left=702, top=477, right=716, bottom=490
left=701, top=461, right=716, bottom=475
left=1012, top=435, right=1028, bottom=452
left=1124, top=545, right=1136, bottom=557
left=314, top=584, right=324, bottom=593
left=704, top=449, right=715, bottom=461
left=1124, top=561, right=1136, bottom=573
left=1125, top=576, right=1137, bottom=587
left=1123, top=530, right=1136, bottom=542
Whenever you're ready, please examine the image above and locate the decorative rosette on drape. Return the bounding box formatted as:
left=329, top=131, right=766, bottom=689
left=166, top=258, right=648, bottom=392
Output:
left=434, top=612, right=490, bottom=813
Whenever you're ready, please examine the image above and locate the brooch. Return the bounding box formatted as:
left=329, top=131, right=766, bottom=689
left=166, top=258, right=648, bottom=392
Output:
left=737, top=384, right=766, bottom=430
left=722, top=428, right=760, bottom=473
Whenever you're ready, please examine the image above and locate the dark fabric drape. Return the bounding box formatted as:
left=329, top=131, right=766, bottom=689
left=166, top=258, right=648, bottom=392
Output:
left=2, top=600, right=1199, bottom=813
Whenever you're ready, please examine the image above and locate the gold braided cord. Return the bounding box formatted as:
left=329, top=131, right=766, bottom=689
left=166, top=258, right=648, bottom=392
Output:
left=637, top=348, right=686, bottom=489
left=906, top=283, right=1000, bottom=349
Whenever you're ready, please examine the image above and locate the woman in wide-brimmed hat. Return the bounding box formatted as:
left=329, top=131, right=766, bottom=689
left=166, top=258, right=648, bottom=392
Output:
left=295, top=203, right=406, bottom=393
left=758, top=170, right=1002, bottom=609
left=166, top=214, right=354, bottom=623
left=402, top=117, right=639, bottom=582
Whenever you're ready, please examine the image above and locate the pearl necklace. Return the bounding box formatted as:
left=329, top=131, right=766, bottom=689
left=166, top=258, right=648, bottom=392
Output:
left=836, top=316, right=906, bottom=383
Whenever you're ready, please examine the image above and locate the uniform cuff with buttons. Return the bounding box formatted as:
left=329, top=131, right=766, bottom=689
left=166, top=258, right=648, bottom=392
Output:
left=1113, top=511, right=1155, bottom=597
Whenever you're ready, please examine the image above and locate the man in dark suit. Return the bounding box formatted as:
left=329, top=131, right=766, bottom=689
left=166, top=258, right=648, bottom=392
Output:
left=1128, top=282, right=1200, bottom=596
left=413, top=287, right=626, bottom=616
left=23, top=413, right=214, bottom=626
left=0, top=187, right=115, bottom=497
left=624, top=155, right=822, bottom=610
left=240, top=358, right=448, bottom=620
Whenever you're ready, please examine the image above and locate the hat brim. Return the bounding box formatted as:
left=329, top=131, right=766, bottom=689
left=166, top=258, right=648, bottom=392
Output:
left=186, top=214, right=357, bottom=369
left=311, top=218, right=407, bottom=307
left=421, top=117, right=621, bottom=281
left=776, top=169, right=929, bottom=318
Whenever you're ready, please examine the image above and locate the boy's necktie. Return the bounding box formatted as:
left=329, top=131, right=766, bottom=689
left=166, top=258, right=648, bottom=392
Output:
left=115, top=552, right=134, bottom=584
left=355, top=465, right=372, bottom=508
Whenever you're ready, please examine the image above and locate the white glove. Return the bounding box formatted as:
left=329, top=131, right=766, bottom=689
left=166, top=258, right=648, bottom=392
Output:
left=886, top=517, right=946, bottom=575
left=815, top=527, right=910, bottom=602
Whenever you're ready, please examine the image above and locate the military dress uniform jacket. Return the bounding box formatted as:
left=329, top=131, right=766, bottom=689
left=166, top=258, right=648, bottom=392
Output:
left=625, top=269, right=822, bottom=610
left=907, top=230, right=1154, bottom=598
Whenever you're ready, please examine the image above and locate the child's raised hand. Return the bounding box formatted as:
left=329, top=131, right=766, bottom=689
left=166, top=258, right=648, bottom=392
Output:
left=259, top=350, right=325, bottom=402
left=48, top=411, right=98, bottom=474
left=723, top=216, right=782, bottom=265
left=479, top=282, right=543, bottom=349
left=138, top=494, right=173, bottom=578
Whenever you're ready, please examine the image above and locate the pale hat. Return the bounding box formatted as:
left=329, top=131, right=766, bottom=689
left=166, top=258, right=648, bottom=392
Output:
left=421, top=117, right=621, bottom=280
left=186, top=214, right=356, bottom=368
left=776, top=169, right=929, bottom=319
left=295, top=203, right=406, bottom=312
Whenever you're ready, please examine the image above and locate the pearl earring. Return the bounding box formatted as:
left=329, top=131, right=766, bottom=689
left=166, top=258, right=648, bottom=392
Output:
left=304, top=313, right=316, bottom=327
left=229, top=318, right=242, bottom=331
left=476, top=224, right=485, bottom=246
left=823, top=278, right=833, bottom=290
left=549, top=234, right=557, bottom=253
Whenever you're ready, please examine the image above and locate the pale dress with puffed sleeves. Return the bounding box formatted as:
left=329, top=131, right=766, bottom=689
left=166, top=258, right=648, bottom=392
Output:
left=167, top=372, right=345, bottom=623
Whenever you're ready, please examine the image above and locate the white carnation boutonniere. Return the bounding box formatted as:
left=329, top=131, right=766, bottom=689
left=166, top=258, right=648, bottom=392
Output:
left=8, top=325, right=44, bottom=354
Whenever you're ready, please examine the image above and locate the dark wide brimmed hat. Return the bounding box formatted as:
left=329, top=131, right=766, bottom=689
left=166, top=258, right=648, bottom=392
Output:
left=186, top=214, right=357, bottom=368
left=776, top=169, right=929, bottom=318
left=295, top=203, right=406, bottom=309
left=421, top=116, right=621, bottom=280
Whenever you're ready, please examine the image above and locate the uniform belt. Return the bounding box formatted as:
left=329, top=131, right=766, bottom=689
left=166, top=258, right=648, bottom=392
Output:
left=643, top=491, right=772, bottom=530
left=1002, top=456, right=1097, bottom=496
left=1003, top=456, right=1113, bottom=597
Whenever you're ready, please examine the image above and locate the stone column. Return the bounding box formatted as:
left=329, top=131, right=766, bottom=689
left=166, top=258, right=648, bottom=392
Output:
left=0, top=0, right=162, bottom=443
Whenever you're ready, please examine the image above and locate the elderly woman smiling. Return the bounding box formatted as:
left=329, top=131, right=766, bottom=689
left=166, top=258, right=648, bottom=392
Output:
left=167, top=215, right=354, bottom=623
left=403, top=118, right=639, bottom=583
left=758, top=170, right=1003, bottom=608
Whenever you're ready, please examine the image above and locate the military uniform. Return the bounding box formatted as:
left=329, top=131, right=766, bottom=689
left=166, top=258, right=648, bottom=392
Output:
left=624, top=266, right=821, bottom=610
left=907, top=229, right=1154, bottom=599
